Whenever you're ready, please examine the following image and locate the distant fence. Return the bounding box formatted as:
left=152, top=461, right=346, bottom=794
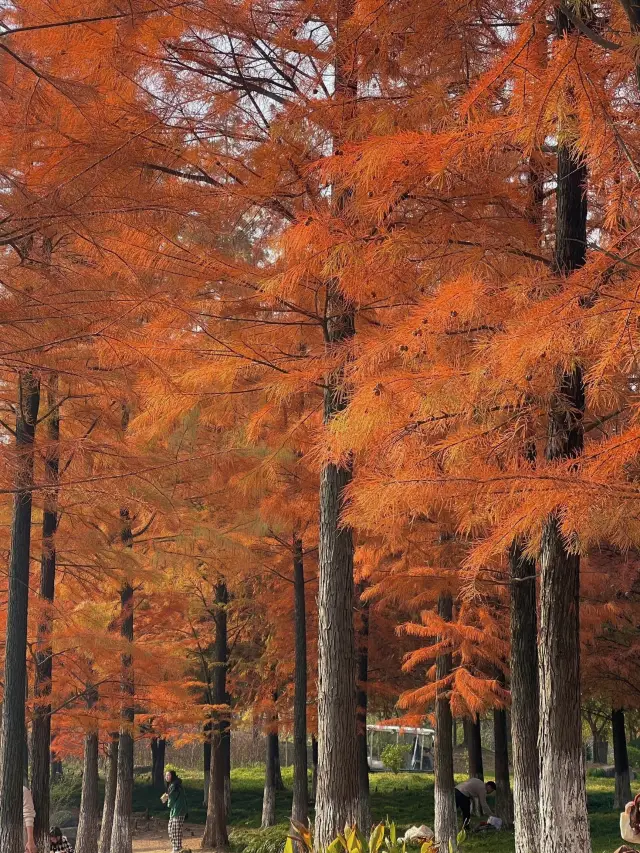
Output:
left=134, top=730, right=307, bottom=772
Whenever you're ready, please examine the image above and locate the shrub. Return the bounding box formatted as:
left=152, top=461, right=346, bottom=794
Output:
left=380, top=745, right=411, bottom=774
left=238, top=827, right=289, bottom=853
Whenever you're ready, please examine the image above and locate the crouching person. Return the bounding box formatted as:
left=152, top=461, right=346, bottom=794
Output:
left=617, top=796, right=640, bottom=853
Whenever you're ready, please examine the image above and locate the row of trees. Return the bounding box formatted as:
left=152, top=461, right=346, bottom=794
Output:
left=1, top=1, right=640, bottom=852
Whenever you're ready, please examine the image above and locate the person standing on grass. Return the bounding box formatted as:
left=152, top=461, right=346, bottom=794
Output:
left=161, top=770, right=189, bottom=853
left=455, top=778, right=496, bottom=828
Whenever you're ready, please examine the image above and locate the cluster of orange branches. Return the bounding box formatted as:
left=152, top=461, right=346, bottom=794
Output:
left=1, top=1, right=640, bottom=853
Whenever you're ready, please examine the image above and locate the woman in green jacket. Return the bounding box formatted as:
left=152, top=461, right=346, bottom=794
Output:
left=161, top=770, right=189, bottom=853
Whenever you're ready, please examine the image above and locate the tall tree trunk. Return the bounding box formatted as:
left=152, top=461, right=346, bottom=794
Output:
left=356, top=587, right=371, bottom=834
left=223, top=726, right=231, bottom=819
left=493, top=708, right=513, bottom=828
left=466, top=718, right=484, bottom=780
left=613, top=708, right=632, bottom=810
left=202, top=582, right=229, bottom=850
left=509, top=541, right=540, bottom=853
left=204, top=725, right=211, bottom=808
left=314, top=0, right=360, bottom=845
left=274, top=732, right=284, bottom=792
left=434, top=593, right=457, bottom=852
left=311, top=736, right=318, bottom=803
left=356, top=589, right=370, bottom=831
left=32, top=378, right=59, bottom=852
left=0, top=372, right=40, bottom=852
left=76, top=689, right=100, bottom=853
left=261, top=724, right=277, bottom=828
left=539, top=15, right=590, bottom=851
left=151, top=738, right=166, bottom=791
left=292, top=538, right=308, bottom=825
left=109, top=582, right=135, bottom=853
left=98, top=735, right=119, bottom=853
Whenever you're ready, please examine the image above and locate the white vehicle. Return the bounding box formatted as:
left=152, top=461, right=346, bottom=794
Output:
left=366, top=724, right=435, bottom=772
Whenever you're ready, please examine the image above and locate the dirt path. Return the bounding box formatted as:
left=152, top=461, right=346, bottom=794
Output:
left=132, top=822, right=203, bottom=852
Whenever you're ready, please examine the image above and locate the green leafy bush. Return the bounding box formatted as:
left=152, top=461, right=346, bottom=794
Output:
left=239, top=827, right=289, bottom=853
left=628, top=745, right=640, bottom=768
left=380, top=745, right=411, bottom=774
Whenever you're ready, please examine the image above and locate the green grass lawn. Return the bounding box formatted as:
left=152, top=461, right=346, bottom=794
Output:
left=103, top=766, right=623, bottom=852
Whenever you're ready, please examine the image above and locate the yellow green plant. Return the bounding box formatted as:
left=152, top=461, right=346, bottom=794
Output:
left=285, top=819, right=441, bottom=853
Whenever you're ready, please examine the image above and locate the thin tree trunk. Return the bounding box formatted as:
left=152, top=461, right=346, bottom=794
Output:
left=204, top=726, right=211, bottom=808
left=434, top=593, right=457, bottom=852
left=292, top=538, right=308, bottom=825
left=151, top=738, right=166, bottom=791
left=223, top=726, right=231, bottom=819
left=356, top=589, right=370, bottom=831
left=539, top=15, right=590, bottom=847
left=202, top=582, right=229, bottom=850
left=0, top=372, right=40, bottom=852
left=98, top=734, right=119, bottom=853
left=261, top=724, right=277, bottom=828
left=314, top=0, right=360, bottom=845
left=109, top=582, right=135, bottom=853
left=32, top=377, right=59, bottom=852
left=274, top=732, right=284, bottom=792
left=493, top=708, right=513, bottom=828
left=466, top=718, right=484, bottom=780
left=613, top=708, right=632, bottom=810
left=76, top=689, right=100, bottom=853
left=509, top=541, right=540, bottom=853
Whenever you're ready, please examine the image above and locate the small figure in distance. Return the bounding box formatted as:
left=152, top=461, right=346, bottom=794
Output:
left=161, top=769, right=190, bottom=853
left=49, top=826, right=73, bottom=853
left=454, top=778, right=496, bottom=829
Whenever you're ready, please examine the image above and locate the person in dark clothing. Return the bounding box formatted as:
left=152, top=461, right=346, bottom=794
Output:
left=161, top=770, right=189, bottom=853
left=49, top=827, right=73, bottom=853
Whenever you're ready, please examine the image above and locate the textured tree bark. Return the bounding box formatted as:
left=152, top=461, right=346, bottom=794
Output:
left=316, top=453, right=360, bottom=845
left=151, top=738, right=166, bottom=791
left=202, top=582, right=230, bottom=850
left=613, top=708, right=632, bottom=810
left=434, top=594, right=457, bottom=852
left=538, top=14, right=590, bottom=853
left=223, top=727, right=231, bottom=819
left=466, top=718, right=484, bottom=780
left=311, top=736, right=318, bottom=803
left=0, top=372, right=40, bottom=852
left=109, top=582, right=135, bottom=853
left=356, top=591, right=371, bottom=831
left=204, top=729, right=211, bottom=808
left=314, top=0, right=361, bottom=844
left=98, top=735, right=119, bottom=853
left=32, top=378, right=59, bottom=852
left=274, top=732, right=284, bottom=792
left=593, top=737, right=608, bottom=765
left=261, top=725, right=277, bottom=828
left=509, top=541, right=539, bottom=853
left=493, top=708, right=513, bottom=828
left=76, top=725, right=100, bottom=853
left=291, top=538, right=309, bottom=825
